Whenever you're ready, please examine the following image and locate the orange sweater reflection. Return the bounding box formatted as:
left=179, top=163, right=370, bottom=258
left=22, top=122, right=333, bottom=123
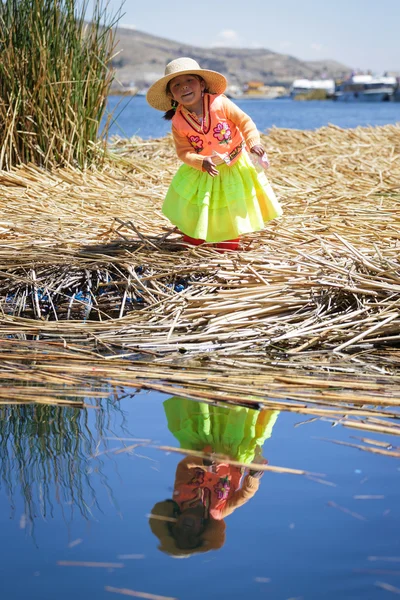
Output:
left=150, top=453, right=264, bottom=557
left=174, top=454, right=260, bottom=521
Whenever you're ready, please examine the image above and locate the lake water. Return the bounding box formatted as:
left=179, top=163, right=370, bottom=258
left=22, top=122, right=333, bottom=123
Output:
left=1, top=392, right=399, bottom=600
left=104, top=96, right=400, bottom=139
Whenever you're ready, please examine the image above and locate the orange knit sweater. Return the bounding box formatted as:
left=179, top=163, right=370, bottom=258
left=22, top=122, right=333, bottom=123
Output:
left=173, top=456, right=260, bottom=520
left=171, top=93, right=261, bottom=171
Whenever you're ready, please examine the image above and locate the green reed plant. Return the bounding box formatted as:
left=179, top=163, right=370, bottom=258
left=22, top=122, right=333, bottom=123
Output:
left=0, top=0, right=120, bottom=169
left=0, top=400, right=121, bottom=530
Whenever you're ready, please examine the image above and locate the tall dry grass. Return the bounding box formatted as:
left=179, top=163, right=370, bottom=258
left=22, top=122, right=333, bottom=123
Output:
left=0, top=0, right=119, bottom=169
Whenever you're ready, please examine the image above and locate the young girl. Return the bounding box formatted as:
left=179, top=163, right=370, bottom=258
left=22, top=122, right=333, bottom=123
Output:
left=149, top=397, right=279, bottom=556
left=146, top=57, right=282, bottom=250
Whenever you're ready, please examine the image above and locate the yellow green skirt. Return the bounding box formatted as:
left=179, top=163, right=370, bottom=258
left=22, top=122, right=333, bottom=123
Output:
left=162, top=152, right=283, bottom=243
left=163, top=397, right=279, bottom=464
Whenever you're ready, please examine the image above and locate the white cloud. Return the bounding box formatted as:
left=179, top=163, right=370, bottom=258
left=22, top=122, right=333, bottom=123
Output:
left=212, top=29, right=241, bottom=47
left=120, top=23, right=137, bottom=30
left=279, top=41, right=292, bottom=50
left=218, top=29, right=239, bottom=41
left=310, top=43, right=323, bottom=52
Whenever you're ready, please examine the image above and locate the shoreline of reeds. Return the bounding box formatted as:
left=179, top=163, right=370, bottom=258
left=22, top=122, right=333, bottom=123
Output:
left=0, top=124, right=399, bottom=414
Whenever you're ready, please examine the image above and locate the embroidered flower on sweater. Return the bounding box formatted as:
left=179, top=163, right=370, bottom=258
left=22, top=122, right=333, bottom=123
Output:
left=213, top=122, right=232, bottom=144
left=214, top=476, right=230, bottom=500
left=188, top=135, right=204, bottom=153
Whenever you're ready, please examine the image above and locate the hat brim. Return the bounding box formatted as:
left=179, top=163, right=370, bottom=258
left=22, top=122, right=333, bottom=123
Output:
left=146, top=68, right=227, bottom=111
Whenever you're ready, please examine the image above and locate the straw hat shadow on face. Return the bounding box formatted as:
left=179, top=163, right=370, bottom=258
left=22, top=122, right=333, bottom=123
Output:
left=146, top=57, right=227, bottom=112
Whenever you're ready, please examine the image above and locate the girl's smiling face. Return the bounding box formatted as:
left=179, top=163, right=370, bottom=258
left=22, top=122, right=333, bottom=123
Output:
left=168, top=74, right=205, bottom=111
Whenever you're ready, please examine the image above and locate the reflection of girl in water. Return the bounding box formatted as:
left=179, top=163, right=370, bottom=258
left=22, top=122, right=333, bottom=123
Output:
left=149, top=398, right=279, bottom=556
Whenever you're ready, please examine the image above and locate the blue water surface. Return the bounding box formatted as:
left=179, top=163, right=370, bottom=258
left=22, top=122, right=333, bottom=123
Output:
left=1, top=392, right=399, bottom=600
left=103, top=96, right=400, bottom=139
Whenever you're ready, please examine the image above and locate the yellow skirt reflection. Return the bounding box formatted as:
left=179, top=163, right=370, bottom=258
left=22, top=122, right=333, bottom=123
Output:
left=149, top=397, right=279, bottom=557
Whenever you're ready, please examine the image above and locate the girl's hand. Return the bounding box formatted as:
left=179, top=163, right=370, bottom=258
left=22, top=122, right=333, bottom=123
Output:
left=250, top=144, right=264, bottom=157
left=202, top=157, right=219, bottom=177
left=249, top=457, right=268, bottom=479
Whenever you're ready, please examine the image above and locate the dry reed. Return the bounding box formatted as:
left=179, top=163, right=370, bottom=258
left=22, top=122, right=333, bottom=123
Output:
left=0, top=124, right=399, bottom=421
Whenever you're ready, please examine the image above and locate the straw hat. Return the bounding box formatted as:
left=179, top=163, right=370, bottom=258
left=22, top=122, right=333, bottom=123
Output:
left=146, top=57, right=227, bottom=111
left=149, top=500, right=226, bottom=557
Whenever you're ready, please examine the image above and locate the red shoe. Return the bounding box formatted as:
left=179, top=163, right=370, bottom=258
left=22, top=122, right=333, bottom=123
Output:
left=182, top=234, right=205, bottom=246
left=215, top=238, right=240, bottom=251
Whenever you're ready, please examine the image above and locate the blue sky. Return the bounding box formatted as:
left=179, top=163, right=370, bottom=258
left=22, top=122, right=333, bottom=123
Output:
left=86, top=0, right=399, bottom=72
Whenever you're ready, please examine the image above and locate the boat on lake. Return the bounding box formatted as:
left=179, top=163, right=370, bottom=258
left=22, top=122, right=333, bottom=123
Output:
left=392, top=80, right=400, bottom=102
left=290, top=78, right=335, bottom=99
left=334, top=74, right=397, bottom=102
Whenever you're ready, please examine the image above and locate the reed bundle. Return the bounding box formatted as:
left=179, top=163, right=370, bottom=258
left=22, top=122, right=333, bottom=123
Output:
left=0, top=124, right=399, bottom=418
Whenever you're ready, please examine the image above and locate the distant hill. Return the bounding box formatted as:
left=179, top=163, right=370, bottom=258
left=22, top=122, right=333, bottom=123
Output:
left=111, top=28, right=350, bottom=89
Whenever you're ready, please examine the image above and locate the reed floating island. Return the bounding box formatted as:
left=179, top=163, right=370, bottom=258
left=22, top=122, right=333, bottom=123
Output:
left=0, top=124, right=399, bottom=422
